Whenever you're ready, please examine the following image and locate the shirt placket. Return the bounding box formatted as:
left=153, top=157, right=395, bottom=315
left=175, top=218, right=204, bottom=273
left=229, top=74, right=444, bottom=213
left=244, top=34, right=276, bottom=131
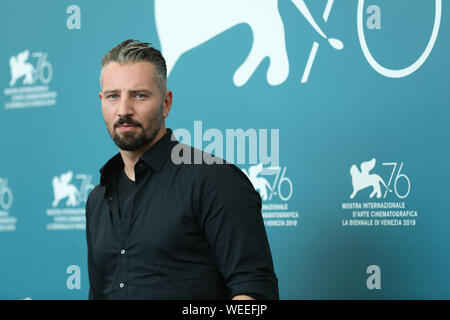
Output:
left=117, top=187, right=136, bottom=298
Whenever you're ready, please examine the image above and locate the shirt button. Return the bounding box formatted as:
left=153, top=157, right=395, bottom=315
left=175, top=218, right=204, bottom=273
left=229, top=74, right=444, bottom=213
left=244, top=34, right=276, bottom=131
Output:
left=119, top=282, right=125, bottom=288
left=120, top=249, right=126, bottom=255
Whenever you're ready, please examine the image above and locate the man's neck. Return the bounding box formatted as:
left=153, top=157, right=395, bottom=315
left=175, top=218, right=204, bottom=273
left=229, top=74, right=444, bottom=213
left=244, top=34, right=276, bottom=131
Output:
left=120, top=127, right=167, bottom=181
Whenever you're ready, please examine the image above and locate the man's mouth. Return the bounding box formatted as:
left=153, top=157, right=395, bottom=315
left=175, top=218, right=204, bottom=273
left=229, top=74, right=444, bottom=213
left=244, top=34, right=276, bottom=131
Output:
left=116, top=123, right=138, bottom=132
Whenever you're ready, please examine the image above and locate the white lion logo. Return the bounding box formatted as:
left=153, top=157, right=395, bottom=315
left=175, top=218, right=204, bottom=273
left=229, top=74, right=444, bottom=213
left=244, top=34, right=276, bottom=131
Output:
left=155, top=0, right=343, bottom=86
left=52, top=171, right=80, bottom=207
left=350, top=158, right=391, bottom=199
left=9, top=50, right=35, bottom=86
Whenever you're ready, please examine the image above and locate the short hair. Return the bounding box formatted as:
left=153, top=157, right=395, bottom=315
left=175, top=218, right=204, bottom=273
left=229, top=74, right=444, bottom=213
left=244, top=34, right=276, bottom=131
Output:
left=100, top=39, right=167, bottom=93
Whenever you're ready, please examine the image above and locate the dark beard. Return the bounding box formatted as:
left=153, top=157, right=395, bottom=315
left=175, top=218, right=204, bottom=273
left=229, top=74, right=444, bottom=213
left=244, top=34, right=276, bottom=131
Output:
left=111, top=111, right=163, bottom=152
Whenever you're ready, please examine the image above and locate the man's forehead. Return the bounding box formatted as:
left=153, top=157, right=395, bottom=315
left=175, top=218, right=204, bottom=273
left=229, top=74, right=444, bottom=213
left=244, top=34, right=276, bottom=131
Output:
left=103, top=61, right=155, bottom=78
left=102, top=61, right=156, bottom=90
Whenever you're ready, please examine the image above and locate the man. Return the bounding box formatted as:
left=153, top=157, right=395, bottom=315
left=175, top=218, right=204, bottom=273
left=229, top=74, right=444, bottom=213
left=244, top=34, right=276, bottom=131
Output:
left=86, top=39, right=279, bottom=300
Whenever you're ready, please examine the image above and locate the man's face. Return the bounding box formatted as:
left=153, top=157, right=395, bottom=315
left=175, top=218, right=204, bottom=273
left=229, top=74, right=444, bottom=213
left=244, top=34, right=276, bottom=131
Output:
left=99, top=61, right=172, bottom=151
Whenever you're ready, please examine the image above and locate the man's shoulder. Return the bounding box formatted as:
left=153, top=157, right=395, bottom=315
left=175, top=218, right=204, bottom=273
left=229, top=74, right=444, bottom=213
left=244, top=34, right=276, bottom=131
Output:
left=173, top=144, right=248, bottom=180
left=171, top=145, right=257, bottom=195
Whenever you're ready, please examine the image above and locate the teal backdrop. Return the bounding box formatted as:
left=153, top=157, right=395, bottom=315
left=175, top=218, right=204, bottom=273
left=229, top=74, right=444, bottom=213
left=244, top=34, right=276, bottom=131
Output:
left=0, top=0, right=449, bottom=299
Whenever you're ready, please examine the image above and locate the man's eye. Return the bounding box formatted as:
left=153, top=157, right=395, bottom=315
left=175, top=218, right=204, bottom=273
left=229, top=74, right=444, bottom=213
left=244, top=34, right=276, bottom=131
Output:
left=106, top=94, right=118, bottom=99
left=135, top=94, right=147, bottom=98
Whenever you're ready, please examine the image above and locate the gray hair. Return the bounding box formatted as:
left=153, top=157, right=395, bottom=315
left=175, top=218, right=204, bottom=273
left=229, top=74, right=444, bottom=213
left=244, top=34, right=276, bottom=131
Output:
left=100, top=39, right=167, bottom=93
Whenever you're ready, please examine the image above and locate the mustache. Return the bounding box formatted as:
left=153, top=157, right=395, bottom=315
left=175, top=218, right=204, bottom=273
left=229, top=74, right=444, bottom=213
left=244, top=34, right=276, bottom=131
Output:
left=114, top=116, right=142, bottom=129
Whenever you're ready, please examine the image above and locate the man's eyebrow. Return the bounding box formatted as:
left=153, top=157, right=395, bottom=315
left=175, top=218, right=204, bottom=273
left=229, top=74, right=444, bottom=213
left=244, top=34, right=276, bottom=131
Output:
left=102, top=89, right=120, bottom=95
left=129, top=89, right=152, bottom=94
left=102, top=89, right=153, bottom=95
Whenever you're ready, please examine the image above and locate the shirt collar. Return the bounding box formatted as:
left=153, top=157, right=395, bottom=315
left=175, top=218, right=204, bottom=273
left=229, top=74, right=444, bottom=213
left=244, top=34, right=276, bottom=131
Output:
left=99, top=128, right=177, bottom=186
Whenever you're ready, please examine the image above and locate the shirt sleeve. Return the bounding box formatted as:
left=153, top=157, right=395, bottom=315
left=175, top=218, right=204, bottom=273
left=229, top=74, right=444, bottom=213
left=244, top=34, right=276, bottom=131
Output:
left=85, top=186, right=104, bottom=300
left=197, top=163, right=279, bottom=300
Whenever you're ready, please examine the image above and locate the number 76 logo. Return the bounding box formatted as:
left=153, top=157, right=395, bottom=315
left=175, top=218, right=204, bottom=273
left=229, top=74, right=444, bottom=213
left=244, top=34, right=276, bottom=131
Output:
left=349, top=158, right=411, bottom=200
left=242, top=163, right=293, bottom=202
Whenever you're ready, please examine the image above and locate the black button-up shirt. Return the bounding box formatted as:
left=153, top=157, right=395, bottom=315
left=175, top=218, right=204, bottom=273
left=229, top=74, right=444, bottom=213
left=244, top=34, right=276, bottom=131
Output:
left=85, top=129, right=279, bottom=299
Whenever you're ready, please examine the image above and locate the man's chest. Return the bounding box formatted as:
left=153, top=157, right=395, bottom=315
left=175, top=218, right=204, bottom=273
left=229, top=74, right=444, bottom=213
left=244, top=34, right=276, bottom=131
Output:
left=89, top=177, right=207, bottom=270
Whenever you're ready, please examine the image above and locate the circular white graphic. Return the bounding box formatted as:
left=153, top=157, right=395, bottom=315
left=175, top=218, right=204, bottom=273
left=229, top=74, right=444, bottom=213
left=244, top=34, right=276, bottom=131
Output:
left=357, top=0, right=441, bottom=78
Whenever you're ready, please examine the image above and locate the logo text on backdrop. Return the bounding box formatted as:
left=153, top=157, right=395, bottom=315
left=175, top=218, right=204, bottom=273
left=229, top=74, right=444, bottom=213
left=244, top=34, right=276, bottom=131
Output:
left=46, top=171, right=94, bottom=231
left=4, top=50, right=57, bottom=110
left=341, top=158, right=417, bottom=228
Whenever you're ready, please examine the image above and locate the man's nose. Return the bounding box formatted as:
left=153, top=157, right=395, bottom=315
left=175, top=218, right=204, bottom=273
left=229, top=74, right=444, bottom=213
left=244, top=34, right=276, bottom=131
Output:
left=117, top=95, right=134, bottom=117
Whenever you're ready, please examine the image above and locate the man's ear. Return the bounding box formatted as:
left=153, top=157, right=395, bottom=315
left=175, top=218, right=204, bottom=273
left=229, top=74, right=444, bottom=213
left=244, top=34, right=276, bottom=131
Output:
left=162, top=90, right=173, bottom=118
left=99, top=92, right=102, bottom=100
